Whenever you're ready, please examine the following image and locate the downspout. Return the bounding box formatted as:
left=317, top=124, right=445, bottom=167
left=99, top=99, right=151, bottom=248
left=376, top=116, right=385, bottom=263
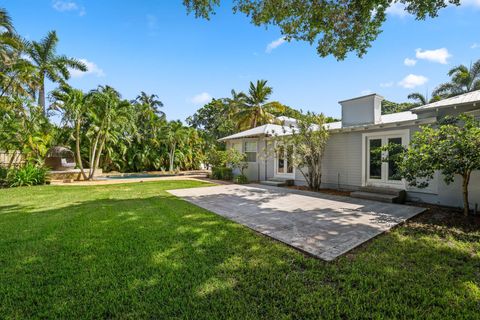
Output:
left=265, top=138, right=268, bottom=180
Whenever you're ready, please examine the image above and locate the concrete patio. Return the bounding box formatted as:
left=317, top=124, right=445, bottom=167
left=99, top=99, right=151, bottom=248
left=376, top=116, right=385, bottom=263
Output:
left=168, top=184, right=426, bottom=261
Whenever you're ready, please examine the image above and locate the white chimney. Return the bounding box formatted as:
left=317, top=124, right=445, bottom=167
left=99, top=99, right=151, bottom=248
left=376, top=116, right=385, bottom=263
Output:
left=339, top=93, right=384, bottom=127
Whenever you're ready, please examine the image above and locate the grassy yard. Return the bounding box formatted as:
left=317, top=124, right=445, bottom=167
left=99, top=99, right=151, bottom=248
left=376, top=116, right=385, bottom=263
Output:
left=0, top=180, right=479, bottom=319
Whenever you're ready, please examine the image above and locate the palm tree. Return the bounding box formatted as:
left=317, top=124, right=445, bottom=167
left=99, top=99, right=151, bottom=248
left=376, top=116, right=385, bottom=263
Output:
left=163, top=120, right=187, bottom=172
left=85, top=85, right=133, bottom=179
left=233, top=80, right=285, bottom=130
left=432, top=60, right=480, bottom=98
left=0, top=8, right=36, bottom=100
left=26, top=31, right=87, bottom=114
left=134, top=91, right=165, bottom=118
left=0, top=8, right=14, bottom=33
left=407, top=92, right=427, bottom=106
left=50, top=85, right=88, bottom=180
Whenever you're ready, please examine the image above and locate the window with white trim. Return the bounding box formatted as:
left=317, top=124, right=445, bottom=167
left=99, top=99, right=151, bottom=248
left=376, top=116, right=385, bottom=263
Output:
left=244, top=141, right=257, bottom=162
left=231, top=142, right=242, bottom=153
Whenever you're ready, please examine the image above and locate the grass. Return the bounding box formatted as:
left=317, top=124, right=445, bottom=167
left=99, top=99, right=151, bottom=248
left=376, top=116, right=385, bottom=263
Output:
left=0, top=180, right=479, bottom=319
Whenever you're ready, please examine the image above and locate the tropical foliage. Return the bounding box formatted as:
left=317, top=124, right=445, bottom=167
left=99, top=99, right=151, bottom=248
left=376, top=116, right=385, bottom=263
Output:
left=233, top=80, right=285, bottom=130
left=0, top=8, right=207, bottom=184
left=26, top=31, right=87, bottom=114
left=432, top=59, right=480, bottom=98
left=5, top=163, right=47, bottom=187
left=381, top=99, right=416, bottom=114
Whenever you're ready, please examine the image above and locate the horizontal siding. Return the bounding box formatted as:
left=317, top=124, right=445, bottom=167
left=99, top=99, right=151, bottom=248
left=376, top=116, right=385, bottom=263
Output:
left=321, top=132, right=362, bottom=188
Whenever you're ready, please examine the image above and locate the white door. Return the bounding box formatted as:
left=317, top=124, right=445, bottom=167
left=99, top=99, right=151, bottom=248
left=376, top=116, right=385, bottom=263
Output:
left=275, top=143, right=295, bottom=178
left=366, top=133, right=407, bottom=188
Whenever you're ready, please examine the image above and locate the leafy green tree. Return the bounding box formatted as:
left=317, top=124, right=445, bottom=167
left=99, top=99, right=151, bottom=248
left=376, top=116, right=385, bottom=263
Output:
left=381, top=99, right=416, bottom=114
left=400, top=114, right=480, bottom=215
left=234, top=80, right=285, bottom=130
left=187, top=98, right=236, bottom=143
left=277, top=112, right=329, bottom=190
left=0, top=101, right=53, bottom=166
left=183, top=0, right=459, bottom=59
left=432, top=60, right=480, bottom=98
left=26, top=31, right=86, bottom=114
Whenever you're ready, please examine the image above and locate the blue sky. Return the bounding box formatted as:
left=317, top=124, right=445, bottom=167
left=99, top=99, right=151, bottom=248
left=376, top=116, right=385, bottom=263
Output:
left=4, top=0, right=480, bottom=120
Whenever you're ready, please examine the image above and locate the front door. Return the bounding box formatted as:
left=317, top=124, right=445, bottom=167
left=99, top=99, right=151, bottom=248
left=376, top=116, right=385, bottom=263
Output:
left=366, top=132, right=407, bottom=187
left=275, top=144, right=294, bottom=178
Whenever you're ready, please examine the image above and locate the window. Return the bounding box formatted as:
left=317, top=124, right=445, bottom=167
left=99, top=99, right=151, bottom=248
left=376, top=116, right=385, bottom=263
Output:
left=369, top=138, right=382, bottom=180
left=231, top=142, right=242, bottom=153
left=387, top=137, right=403, bottom=181
left=244, top=141, right=257, bottom=162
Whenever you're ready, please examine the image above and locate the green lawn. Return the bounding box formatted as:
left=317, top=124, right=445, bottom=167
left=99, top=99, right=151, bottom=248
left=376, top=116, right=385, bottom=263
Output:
left=0, top=181, right=479, bottom=319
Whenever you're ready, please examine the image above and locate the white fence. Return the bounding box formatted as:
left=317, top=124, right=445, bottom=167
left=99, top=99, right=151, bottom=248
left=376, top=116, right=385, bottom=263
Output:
left=0, top=151, right=25, bottom=168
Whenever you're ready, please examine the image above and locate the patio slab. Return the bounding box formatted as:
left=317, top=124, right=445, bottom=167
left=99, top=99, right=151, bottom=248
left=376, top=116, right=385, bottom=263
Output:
left=167, top=184, right=426, bottom=261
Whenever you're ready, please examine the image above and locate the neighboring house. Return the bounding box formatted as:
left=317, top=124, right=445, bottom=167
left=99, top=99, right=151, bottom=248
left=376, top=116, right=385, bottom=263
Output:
left=219, top=90, right=480, bottom=209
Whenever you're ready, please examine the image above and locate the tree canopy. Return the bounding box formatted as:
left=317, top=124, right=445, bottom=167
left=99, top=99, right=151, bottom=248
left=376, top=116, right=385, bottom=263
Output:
left=399, top=114, right=480, bottom=215
left=432, top=59, right=480, bottom=98
left=183, top=0, right=459, bottom=60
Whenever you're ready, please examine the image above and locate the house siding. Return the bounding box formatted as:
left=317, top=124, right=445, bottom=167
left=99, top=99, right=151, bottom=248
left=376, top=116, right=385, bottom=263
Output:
left=224, top=114, right=480, bottom=210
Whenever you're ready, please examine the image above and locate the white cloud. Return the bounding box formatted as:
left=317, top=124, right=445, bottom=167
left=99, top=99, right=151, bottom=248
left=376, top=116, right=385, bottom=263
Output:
left=471, top=43, right=480, bottom=49
left=461, top=0, right=480, bottom=8
left=265, top=37, right=286, bottom=53
left=190, top=92, right=212, bottom=105
left=398, top=74, right=428, bottom=89
left=386, top=3, right=410, bottom=17
left=404, top=58, right=417, bottom=66
left=361, top=89, right=373, bottom=95
left=380, top=81, right=394, bottom=88
left=415, top=48, right=451, bottom=64
left=70, top=59, right=105, bottom=78
left=52, top=1, right=86, bottom=16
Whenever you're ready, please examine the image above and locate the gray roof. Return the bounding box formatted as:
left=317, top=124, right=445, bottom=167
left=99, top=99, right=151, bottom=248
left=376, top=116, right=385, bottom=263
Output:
left=218, top=123, right=295, bottom=141
left=412, top=89, right=480, bottom=112
left=219, top=111, right=418, bottom=140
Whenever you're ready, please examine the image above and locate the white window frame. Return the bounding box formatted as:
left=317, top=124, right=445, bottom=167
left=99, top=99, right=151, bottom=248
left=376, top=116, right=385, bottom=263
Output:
left=274, top=141, right=295, bottom=179
left=361, top=129, right=409, bottom=188
left=244, top=141, right=257, bottom=163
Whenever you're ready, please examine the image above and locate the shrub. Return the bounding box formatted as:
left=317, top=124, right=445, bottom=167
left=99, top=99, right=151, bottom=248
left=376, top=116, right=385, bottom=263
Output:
left=233, top=174, right=248, bottom=184
left=211, top=167, right=233, bottom=180
left=6, top=164, right=48, bottom=187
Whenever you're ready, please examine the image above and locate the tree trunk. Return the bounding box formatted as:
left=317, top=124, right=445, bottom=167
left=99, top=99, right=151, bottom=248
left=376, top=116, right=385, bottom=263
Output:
left=88, top=132, right=101, bottom=179
left=462, top=172, right=471, bottom=216
left=75, top=117, right=88, bottom=180
left=38, top=76, right=46, bottom=115
left=169, top=144, right=176, bottom=172
left=90, top=136, right=106, bottom=179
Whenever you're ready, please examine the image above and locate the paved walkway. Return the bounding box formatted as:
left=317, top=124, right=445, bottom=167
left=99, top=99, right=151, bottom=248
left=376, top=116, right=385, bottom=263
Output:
left=168, top=184, right=426, bottom=261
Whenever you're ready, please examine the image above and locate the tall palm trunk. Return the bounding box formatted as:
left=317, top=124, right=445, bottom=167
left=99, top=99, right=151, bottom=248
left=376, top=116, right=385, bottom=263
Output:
left=169, top=143, right=176, bottom=172
left=37, top=74, right=46, bottom=115
left=75, top=117, right=87, bottom=180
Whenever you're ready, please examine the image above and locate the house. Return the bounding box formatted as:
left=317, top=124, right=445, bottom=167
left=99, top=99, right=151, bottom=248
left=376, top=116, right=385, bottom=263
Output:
left=219, top=90, right=480, bottom=209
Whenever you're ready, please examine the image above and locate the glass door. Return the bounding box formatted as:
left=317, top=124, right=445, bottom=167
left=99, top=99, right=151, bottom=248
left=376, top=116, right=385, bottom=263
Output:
left=275, top=143, right=294, bottom=177
left=366, top=134, right=405, bottom=187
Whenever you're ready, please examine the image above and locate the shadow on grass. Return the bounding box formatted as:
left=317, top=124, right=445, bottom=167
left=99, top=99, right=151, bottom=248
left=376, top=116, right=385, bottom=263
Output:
left=0, top=193, right=478, bottom=319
